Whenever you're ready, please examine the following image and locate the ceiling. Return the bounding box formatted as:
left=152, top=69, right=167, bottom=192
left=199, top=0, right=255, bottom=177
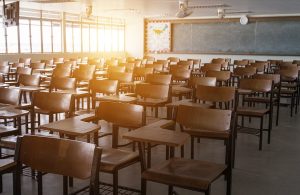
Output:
left=13, top=0, right=300, bottom=18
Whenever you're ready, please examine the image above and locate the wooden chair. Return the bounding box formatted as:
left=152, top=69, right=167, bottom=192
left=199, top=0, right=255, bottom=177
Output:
left=53, top=57, right=64, bottom=64
left=211, top=58, right=229, bottom=70
left=206, top=70, right=231, bottom=86
left=15, top=135, right=102, bottom=195
left=4, top=67, right=32, bottom=85
left=249, top=62, right=268, bottom=74
left=133, top=67, right=153, bottom=81
left=155, top=60, right=169, bottom=70
left=252, top=74, right=281, bottom=126
left=167, top=57, right=180, bottom=65
left=177, top=60, right=193, bottom=69
left=30, top=62, right=46, bottom=74
left=107, top=65, right=126, bottom=75
left=171, top=68, right=192, bottom=100
left=135, top=83, right=170, bottom=119
left=73, top=65, right=96, bottom=89
left=233, top=60, right=249, bottom=67
left=145, top=63, right=163, bottom=73
left=236, top=78, right=274, bottom=150
left=231, top=66, right=257, bottom=87
left=90, top=79, right=118, bottom=108
left=108, top=72, right=134, bottom=93
left=143, top=56, right=155, bottom=63
left=201, top=63, right=222, bottom=74
left=52, top=67, right=72, bottom=78
left=31, top=92, right=74, bottom=133
left=142, top=106, right=233, bottom=195
left=18, top=58, right=31, bottom=66
left=119, top=63, right=135, bottom=73
left=276, top=67, right=299, bottom=117
left=187, top=59, right=201, bottom=70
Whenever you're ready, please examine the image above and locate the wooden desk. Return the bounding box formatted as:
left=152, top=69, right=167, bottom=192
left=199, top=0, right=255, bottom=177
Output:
left=38, top=118, right=100, bottom=146
left=0, top=107, right=29, bottom=137
left=123, top=120, right=189, bottom=168
left=96, top=94, right=137, bottom=103
left=11, top=86, right=45, bottom=104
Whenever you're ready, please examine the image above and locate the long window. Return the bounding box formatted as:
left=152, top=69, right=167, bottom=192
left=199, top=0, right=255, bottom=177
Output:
left=0, top=8, right=125, bottom=54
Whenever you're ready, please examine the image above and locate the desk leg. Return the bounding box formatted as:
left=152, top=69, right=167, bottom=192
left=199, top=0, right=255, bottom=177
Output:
left=68, top=135, right=76, bottom=187
left=17, top=116, right=22, bottom=135
left=112, top=125, right=119, bottom=148
left=138, top=142, right=147, bottom=172
left=170, top=147, right=175, bottom=158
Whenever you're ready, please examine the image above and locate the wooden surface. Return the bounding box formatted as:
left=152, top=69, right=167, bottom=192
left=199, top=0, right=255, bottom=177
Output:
left=38, top=118, right=100, bottom=136
left=123, top=120, right=189, bottom=147
left=0, top=108, right=29, bottom=119
left=97, top=95, right=137, bottom=103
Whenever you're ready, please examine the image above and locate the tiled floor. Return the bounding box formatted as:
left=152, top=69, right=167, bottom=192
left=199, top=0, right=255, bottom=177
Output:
left=1, top=105, right=300, bottom=195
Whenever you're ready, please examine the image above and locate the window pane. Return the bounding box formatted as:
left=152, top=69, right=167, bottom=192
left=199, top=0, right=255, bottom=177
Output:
left=73, top=23, right=81, bottom=52
left=104, top=25, right=111, bottom=52
left=31, top=20, right=41, bottom=52
left=0, top=18, right=6, bottom=53
left=19, top=19, right=30, bottom=53
left=42, top=21, right=52, bottom=53
left=98, top=26, right=105, bottom=52
left=90, top=25, right=97, bottom=52
left=53, top=22, right=61, bottom=52
left=112, top=27, right=118, bottom=52
left=66, top=22, right=73, bottom=52
left=7, top=26, right=18, bottom=53
left=82, top=24, right=89, bottom=52
left=119, top=28, right=125, bottom=52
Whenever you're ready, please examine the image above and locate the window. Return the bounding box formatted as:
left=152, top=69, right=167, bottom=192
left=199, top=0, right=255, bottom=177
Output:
left=73, top=23, right=81, bottom=52
left=19, top=19, right=30, bottom=53
left=82, top=24, right=90, bottom=52
left=42, top=21, right=52, bottom=52
left=31, top=20, right=42, bottom=52
left=0, top=18, right=6, bottom=53
left=6, top=26, right=18, bottom=53
left=0, top=8, right=124, bottom=54
left=52, top=22, right=61, bottom=52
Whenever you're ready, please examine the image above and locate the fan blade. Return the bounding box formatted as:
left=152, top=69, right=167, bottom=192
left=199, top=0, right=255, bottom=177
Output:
left=189, top=4, right=230, bottom=9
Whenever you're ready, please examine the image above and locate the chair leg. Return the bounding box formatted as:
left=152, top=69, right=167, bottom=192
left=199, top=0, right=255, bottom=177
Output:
left=141, top=179, right=147, bottom=195
left=276, top=101, right=280, bottom=126
left=113, top=172, right=118, bottom=195
left=0, top=174, right=2, bottom=193
left=205, top=186, right=211, bottom=195
left=190, top=136, right=194, bottom=159
left=259, top=117, right=264, bottom=151
left=168, top=185, right=173, bottom=195
left=63, top=176, right=68, bottom=195
left=268, top=113, right=272, bottom=144
left=37, top=171, right=43, bottom=195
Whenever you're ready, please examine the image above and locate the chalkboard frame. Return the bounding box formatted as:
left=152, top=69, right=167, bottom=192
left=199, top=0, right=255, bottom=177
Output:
left=144, top=16, right=300, bottom=56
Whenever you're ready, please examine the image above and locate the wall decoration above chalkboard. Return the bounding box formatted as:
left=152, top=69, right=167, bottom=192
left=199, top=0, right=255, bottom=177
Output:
left=146, top=22, right=171, bottom=53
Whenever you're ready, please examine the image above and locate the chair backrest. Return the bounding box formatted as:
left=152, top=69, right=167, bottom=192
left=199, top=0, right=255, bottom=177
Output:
left=73, top=65, right=96, bottom=81
left=108, top=72, right=133, bottom=83
left=16, top=67, right=32, bottom=75
left=19, top=58, right=31, bottom=65
left=106, top=59, right=118, bottom=66
left=156, top=60, right=169, bottom=69
left=239, top=78, right=273, bottom=92
left=167, top=57, right=180, bottom=64
left=11, top=62, right=25, bottom=68
left=233, top=67, right=257, bottom=77
left=96, top=101, right=144, bottom=128
left=134, top=60, right=142, bottom=67
left=0, top=65, right=9, bottom=74
left=195, top=85, right=236, bottom=103
left=119, top=63, right=135, bottom=72
left=33, top=92, right=73, bottom=113
left=16, top=135, right=101, bottom=180
left=206, top=70, right=231, bottom=82
left=201, top=63, right=222, bottom=72
left=145, top=74, right=172, bottom=85
left=30, top=62, right=46, bottom=70
left=253, top=74, right=281, bottom=85
left=90, top=79, right=118, bottom=95
left=249, top=62, right=268, bottom=72
left=136, top=83, right=169, bottom=100
left=0, top=88, right=21, bottom=105
left=177, top=60, right=193, bottom=68
left=171, top=67, right=191, bottom=81
left=52, top=67, right=72, bottom=78
left=56, top=62, right=72, bottom=69
left=145, top=63, right=163, bottom=72
left=133, top=67, right=153, bottom=80
left=107, top=66, right=126, bottom=74
left=279, top=63, right=298, bottom=70
left=53, top=57, right=64, bottom=64
left=277, top=67, right=299, bottom=81
left=126, top=57, right=136, bottom=63
left=211, top=58, right=225, bottom=64
left=18, top=74, right=40, bottom=86
left=177, top=105, right=232, bottom=132
left=233, top=60, right=249, bottom=66
left=143, top=56, right=155, bottom=62
left=189, top=77, right=217, bottom=88
left=50, top=77, right=76, bottom=91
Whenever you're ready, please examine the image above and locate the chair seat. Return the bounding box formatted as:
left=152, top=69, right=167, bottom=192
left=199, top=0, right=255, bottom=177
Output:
left=237, top=107, right=270, bottom=116
left=184, top=129, right=230, bottom=139
left=100, top=148, right=139, bottom=173
left=0, top=126, right=18, bottom=138
left=0, top=158, right=16, bottom=173
left=142, top=158, right=226, bottom=190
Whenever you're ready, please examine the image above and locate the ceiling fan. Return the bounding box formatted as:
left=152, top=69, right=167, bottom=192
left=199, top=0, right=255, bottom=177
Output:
left=174, top=0, right=230, bottom=18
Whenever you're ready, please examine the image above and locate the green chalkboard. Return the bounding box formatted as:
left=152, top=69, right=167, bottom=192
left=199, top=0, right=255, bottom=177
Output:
left=172, top=19, right=300, bottom=56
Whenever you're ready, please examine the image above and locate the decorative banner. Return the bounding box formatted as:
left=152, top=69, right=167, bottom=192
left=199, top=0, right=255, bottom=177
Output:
left=146, top=22, right=171, bottom=53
